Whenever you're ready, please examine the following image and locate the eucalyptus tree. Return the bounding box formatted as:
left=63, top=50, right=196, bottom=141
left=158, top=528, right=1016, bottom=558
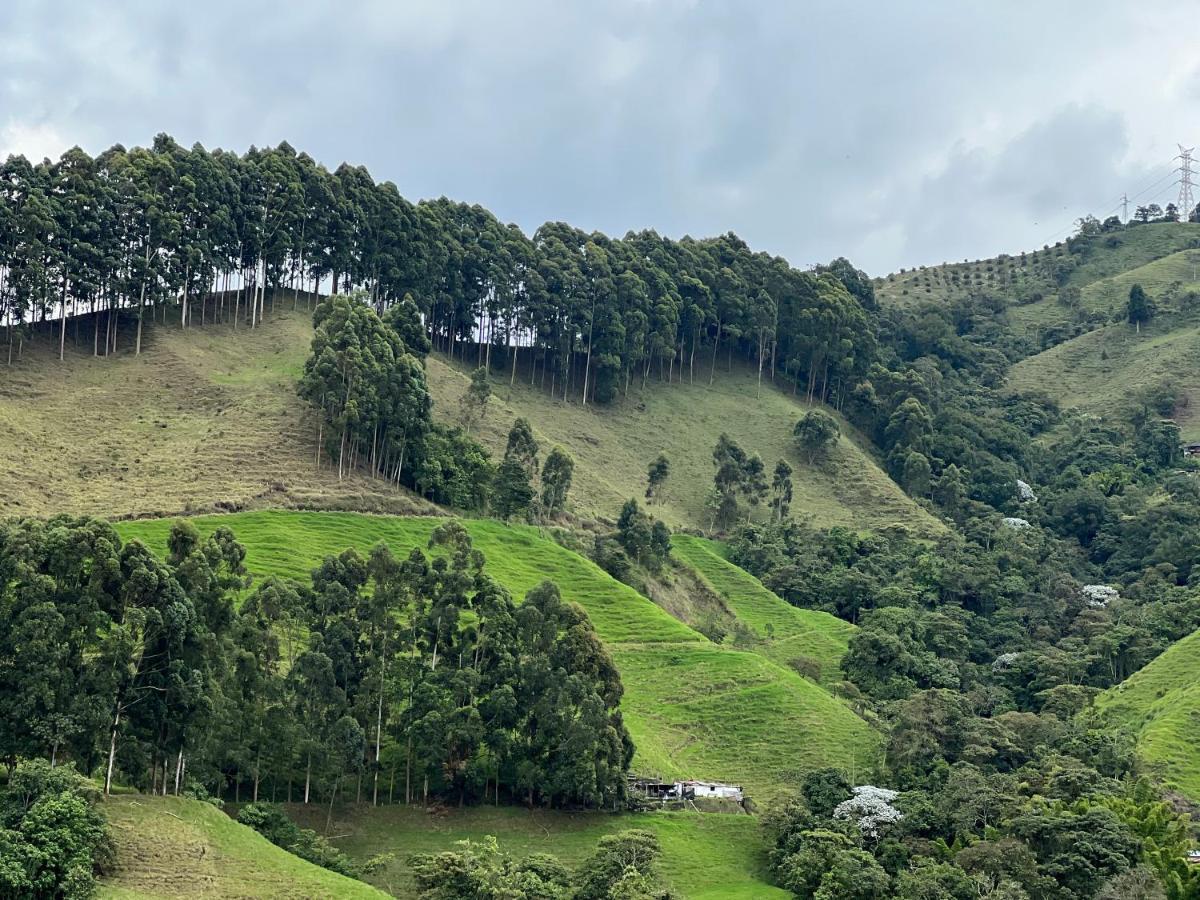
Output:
left=0, top=133, right=884, bottom=420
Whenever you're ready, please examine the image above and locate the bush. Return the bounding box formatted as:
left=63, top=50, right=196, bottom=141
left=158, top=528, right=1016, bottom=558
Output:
left=789, top=655, right=823, bottom=682
left=0, top=760, right=113, bottom=900
left=237, top=803, right=359, bottom=878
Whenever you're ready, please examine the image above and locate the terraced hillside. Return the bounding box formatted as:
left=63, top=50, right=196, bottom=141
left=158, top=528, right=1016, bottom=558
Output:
left=116, top=511, right=882, bottom=800
left=289, top=804, right=788, bottom=900
left=0, top=307, right=430, bottom=520
left=670, top=535, right=855, bottom=686
left=1094, top=627, right=1200, bottom=802
left=0, top=304, right=937, bottom=535
left=428, top=354, right=938, bottom=535
left=1008, top=311, right=1200, bottom=440
left=99, top=795, right=386, bottom=899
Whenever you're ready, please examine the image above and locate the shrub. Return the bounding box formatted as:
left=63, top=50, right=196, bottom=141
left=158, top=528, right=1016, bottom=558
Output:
left=0, top=760, right=113, bottom=900
left=237, top=803, right=359, bottom=878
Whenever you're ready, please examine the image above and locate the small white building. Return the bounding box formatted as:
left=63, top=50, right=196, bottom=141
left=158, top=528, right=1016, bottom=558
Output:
left=677, top=780, right=744, bottom=801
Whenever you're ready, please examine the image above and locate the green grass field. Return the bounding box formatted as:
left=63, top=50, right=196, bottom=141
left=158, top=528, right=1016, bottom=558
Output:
left=427, top=354, right=939, bottom=536
left=1008, top=312, right=1200, bottom=440
left=670, top=535, right=855, bottom=685
left=116, top=510, right=882, bottom=800
left=1076, top=247, right=1200, bottom=317
left=286, top=803, right=788, bottom=899
left=99, top=795, right=387, bottom=899
left=1094, top=627, right=1200, bottom=802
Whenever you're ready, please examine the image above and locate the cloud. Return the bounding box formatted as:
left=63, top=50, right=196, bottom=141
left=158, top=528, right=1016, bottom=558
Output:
left=0, top=120, right=69, bottom=163
left=3, top=1, right=1200, bottom=274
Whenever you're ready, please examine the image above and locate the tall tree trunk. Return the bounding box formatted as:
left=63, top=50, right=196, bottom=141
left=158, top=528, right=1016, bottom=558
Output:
left=709, top=320, right=722, bottom=385
left=104, top=710, right=120, bottom=796
left=373, top=650, right=386, bottom=807
left=181, top=262, right=190, bottom=328
left=58, top=276, right=69, bottom=361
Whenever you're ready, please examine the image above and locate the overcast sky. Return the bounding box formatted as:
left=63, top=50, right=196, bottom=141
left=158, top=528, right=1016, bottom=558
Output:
left=2, top=1, right=1198, bottom=274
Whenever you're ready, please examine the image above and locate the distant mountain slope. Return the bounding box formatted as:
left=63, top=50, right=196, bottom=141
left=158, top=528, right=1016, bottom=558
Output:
left=99, top=795, right=386, bottom=899
left=1008, top=312, right=1200, bottom=440
left=875, top=222, right=1200, bottom=315
left=116, top=511, right=882, bottom=800
left=670, top=535, right=855, bottom=686
left=1094, top=628, right=1200, bottom=802
left=0, top=304, right=936, bottom=535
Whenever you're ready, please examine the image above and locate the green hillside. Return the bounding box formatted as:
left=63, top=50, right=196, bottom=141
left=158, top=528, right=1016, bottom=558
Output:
left=115, top=510, right=882, bottom=799
left=1075, top=246, right=1200, bottom=316
left=428, top=354, right=937, bottom=535
left=1094, top=628, right=1200, bottom=801
left=0, top=307, right=431, bottom=521
left=1008, top=312, right=1200, bottom=440
left=670, top=535, right=855, bottom=685
left=0, top=306, right=936, bottom=536
left=876, top=223, right=1200, bottom=314
left=99, top=795, right=386, bottom=899
left=289, top=804, right=787, bottom=899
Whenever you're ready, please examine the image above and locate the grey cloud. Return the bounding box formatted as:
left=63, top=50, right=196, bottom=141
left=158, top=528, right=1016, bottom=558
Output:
left=2, top=0, right=1198, bottom=274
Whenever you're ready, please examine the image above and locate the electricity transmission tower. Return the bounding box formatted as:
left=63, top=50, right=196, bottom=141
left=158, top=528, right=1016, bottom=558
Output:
left=1178, top=144, right=1195, bottom=222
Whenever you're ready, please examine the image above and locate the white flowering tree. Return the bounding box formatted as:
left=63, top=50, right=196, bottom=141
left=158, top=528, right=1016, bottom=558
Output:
left=833, top=785, right=903, bottom=838
left=1081, top=584, right=1119, bottom=608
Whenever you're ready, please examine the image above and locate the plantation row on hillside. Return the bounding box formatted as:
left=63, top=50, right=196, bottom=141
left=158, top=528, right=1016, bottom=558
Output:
left=0, top=136, right=878, bottom=414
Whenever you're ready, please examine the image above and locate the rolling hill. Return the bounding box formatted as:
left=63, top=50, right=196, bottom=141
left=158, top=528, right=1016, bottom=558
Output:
left=0, top=303, right=937, bottom=536
left=115, top=510, right=882, bottom=801
left=670, top=535, right=855, bottom=686
left=427, top=353, right=938, bottom=535
left=0, top=306, right=430, bottom=521
left=99, top=795, right=387, bottom=899
left=1007, top=311, right=1200, bottom=440
left=1094, top=627, right=1200, bottom=802
left=875, top=222, right=1200, bottom=315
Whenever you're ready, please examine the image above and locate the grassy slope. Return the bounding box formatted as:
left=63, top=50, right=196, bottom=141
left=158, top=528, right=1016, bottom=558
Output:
left=1007, top=313, right=1200, bottom=440
left=1094, top=628, right=1200, bottom=801
left=428, top=354, right=938, bottom=536
left=0, top=306, right=432, bottom=520
left=116, top=510, right=882, bottom=800
left=99, top=795, right=386, bottom=899
left=0, top=304, right=936, bottom=537
left=289, top=804, right=787, bottom=900
left=670, top=535, right=855, bottom=685
left=1006, top=234, right=1200, bottom=440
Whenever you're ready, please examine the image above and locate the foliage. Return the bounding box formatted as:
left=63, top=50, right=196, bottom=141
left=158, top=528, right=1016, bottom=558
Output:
left=460, top=367, right=492, bottom=433
left=794, top=410, right=840, bottom=465
left=645, top=454, right=670, bottom=503
left=237, top=802, right=360, bottom=878
left=411, top=836, right=572, bottom=900
left=574, top=830, right=667, bottom=900
left=0, top=515, right=632, bottom=815
left=0, top=759, right=113, bottom=900
left=541, top=447, right=575, bottom=517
